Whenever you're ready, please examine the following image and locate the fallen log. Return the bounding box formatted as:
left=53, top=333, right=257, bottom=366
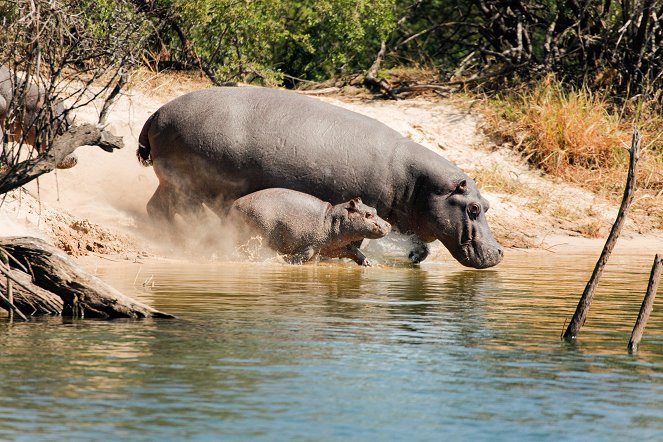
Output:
left=0, top=236, right=173, bottom=319
left=0, top=263, right=63, bottom=316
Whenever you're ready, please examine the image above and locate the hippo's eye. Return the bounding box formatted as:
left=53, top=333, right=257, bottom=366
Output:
left=468, top=202, right=481, bottom=217
left=366, top=212, right=374, bottom=219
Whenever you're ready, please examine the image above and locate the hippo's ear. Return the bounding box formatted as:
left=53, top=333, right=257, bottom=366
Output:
left=350, top=197, right=362, bottom=208
left=346, top=198, right=361, bottom=213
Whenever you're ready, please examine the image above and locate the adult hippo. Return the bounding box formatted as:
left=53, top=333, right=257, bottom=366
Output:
left=0, top=64, right=75, bottom=169
left=137, top=87, right=503, bottom=268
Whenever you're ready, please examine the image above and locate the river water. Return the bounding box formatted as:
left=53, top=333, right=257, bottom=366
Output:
left=1, top=247, right=663, bottom=441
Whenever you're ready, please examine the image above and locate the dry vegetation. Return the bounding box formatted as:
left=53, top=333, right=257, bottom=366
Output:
left=481, top=76, right=663, bottom=230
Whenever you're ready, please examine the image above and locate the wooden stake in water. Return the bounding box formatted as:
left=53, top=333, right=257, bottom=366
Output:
left=563, top=129, right=640, bottom=341
left=628, top=254, right=663, bottom=353
left=1, top=251, right=13, bottom=321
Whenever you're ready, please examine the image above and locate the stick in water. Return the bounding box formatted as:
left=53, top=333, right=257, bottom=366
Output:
left=563, top=129, right=640, bottom=341
left=1, top=251, right=13, bottom=321
left=628, top=254, right=662, bottom=353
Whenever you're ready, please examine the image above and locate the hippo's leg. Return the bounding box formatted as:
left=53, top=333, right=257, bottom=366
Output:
left=147, top=183, right=180, bottom=225
left=148, top=184, right=204, bottom=222
left=284, top=247, right=316, bottom=264
left=339, top=244, right=371, bottom=267
left=407, top=236, right=430, bottom=264
left=174, top=194, right=207, bottom=224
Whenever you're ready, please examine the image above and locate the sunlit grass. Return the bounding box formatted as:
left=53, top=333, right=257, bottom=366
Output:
left=481, top=75, right=663, bottom=230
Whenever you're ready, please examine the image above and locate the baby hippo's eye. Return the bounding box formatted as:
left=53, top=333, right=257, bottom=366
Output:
left=365, top=212, right=374, bottom=219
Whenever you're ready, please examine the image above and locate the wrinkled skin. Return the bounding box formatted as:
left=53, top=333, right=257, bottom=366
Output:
left=138, top=87, right=503, bottom=268
left=229, top=188, right=391, bottom=266
left=0, top=65, right=75, bottom=169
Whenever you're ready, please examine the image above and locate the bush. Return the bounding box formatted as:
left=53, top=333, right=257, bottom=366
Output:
left=148, top=0, right=395, bottom=84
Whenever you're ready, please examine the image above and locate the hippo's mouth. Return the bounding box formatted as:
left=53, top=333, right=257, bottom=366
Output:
left=447, top=222, right=503, bottom=269
left=455, top=239, right=503, bottom=269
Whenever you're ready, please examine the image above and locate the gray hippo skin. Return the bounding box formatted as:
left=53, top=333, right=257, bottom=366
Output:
left=229, top=188, right=391, bottom=266
left=0, top=65, right=75, bottom=169
left=138, top=87, right=503, bottom=268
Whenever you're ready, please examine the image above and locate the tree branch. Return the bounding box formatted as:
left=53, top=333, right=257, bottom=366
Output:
left=0, top=124, right=123, bottom=194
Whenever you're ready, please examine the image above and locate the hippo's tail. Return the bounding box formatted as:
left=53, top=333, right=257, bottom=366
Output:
left=137, top=112, right=155, bottom=167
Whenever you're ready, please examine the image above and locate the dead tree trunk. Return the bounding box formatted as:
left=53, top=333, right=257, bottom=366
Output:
left=364, top=41, right=398, bottom=99
left=0, top=263, right=63, bottom=316
left=563, top=129, right=640, bottom=340
left=0, top=236, right=173, bottom=319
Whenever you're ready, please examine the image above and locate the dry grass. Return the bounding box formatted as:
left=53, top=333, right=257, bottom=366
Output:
left=470, top=165, right=525, bottom=195
left=488, top=77, right=630, bottom=175
left=127, top=67, right=214, bottom=99
left=481, top=75, right=663, bottom=232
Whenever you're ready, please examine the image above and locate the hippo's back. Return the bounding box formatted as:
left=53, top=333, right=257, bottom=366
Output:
left=145, top=87, right=412, bottom=211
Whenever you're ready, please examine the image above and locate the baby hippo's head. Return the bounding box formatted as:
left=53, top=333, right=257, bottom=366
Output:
left=338, top=197, right=391, bottom=240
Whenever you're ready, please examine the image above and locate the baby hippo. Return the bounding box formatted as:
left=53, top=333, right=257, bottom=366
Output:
left=229, top=188, right=391, bottom=266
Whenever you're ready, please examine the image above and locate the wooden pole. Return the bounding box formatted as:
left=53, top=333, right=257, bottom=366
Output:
left=1, top=251, right=13, bottom=321
left=563, top=129, right=640, bottom=340
left=628, top=254, right=662, bottom=353
left=0, top=254, right=28, bottom=321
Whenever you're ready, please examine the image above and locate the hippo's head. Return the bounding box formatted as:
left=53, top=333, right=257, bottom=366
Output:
left=412, top=172, right=503, bottom=269
left=339, top=197, right=391, bottom=240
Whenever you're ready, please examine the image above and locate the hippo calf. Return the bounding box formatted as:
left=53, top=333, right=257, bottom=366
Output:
left=138, top=87, right=503, bottom=268
left=0, top=64, right=75, bottom=169
left=229, top=188, right=391, bottom=266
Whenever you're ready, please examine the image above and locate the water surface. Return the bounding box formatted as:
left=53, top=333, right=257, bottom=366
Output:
left=1, top=249, right=662, bottom=441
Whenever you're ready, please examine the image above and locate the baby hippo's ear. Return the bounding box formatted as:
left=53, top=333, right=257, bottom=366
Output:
left=346, top=197, right=362, bottom=213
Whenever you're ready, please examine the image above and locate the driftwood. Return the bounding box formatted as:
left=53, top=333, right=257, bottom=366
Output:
left=0, top=263, right=63, bottom=316
left=297, top=87, right=341, bottom=95
left=0, top=123, right=123, bottom=195
left=0, top=236, right=173, bottom=319
left=628, top=254, right=662, bottom=353
left=563, top=129, right=640, bottom=340
left=364, top=41, right=398, bottom=100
